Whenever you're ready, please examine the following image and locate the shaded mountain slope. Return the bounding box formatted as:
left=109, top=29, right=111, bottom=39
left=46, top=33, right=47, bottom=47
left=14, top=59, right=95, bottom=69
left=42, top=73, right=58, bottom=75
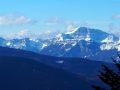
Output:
left=0, top=56, right=92, bottom=90
left=0, top=46, right=116, bottom=76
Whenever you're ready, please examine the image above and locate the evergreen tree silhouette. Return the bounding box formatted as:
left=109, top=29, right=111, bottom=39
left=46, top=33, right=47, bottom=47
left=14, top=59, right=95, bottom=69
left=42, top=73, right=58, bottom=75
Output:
left=92, top=52, right=120, bottom=90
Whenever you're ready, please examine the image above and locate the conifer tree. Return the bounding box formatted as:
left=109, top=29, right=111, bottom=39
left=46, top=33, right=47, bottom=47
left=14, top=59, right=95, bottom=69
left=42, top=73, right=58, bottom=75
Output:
left=92, top=52, right=120, bottom=90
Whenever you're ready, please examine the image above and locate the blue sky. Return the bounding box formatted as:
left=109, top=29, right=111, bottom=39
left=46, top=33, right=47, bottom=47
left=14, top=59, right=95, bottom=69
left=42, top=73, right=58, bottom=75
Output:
left=0, top=0, right=120, bottom=38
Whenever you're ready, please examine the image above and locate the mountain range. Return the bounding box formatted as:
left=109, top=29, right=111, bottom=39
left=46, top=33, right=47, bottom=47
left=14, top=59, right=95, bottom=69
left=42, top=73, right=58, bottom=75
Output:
left=0, top=27, right=119, bottom=89
left=0, top=27, right=120, bottom=62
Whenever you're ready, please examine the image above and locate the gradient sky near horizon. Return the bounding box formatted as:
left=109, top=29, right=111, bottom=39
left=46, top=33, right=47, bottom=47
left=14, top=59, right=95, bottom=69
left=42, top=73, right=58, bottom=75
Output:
left=0, top=0, right=120, bottom=37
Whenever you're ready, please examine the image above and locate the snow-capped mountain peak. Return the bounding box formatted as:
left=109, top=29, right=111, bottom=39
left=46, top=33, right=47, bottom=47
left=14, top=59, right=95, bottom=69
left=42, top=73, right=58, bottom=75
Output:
left=53, top=27, right=119, bottom=43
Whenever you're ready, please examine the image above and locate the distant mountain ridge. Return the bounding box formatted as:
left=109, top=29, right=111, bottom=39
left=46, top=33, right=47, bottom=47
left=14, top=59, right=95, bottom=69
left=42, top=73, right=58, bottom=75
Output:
left=0, top=27, right=120, bottom=61
left=0, top=37, right=50, bottom=53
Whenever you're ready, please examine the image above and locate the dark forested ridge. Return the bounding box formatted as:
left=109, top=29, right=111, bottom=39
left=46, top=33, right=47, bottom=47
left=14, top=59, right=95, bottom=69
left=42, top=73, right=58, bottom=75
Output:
left=0, top=46, right=116, bottom=89
left=0, top=56, right=92, bottom=90
left=0, top=46, right=115, bottom=75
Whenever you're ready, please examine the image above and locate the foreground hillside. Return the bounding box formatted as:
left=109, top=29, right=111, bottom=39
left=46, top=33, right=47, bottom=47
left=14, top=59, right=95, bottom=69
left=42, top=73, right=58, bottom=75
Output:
left=0, top=56, right=92, bottom=90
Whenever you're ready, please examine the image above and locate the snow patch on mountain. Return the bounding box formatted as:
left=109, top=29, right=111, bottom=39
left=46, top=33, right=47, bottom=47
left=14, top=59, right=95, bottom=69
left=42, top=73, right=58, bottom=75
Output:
left=30, top=38, right=39, bottom=42
left=100, top=40, right=120, bottom=51
left=65, top=28, right=79, bottom=34
left=100, top=43, right=116, bottom=50
left=54, top=34, right=63, bottom=41
left=41, top=43, right=48, bottom=50
left=117, top=38, right=120, bottom=43
left=101, top=35, right=114, bottom=43
left=65, top=48, right=71, bottom=52
left=6, top=42, right=11, bottom=46
left=72, top=42, right=77, bottom=46
left=85, top=34, right=90, bottom=41
left=100, top=34, right=120, bottom=51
